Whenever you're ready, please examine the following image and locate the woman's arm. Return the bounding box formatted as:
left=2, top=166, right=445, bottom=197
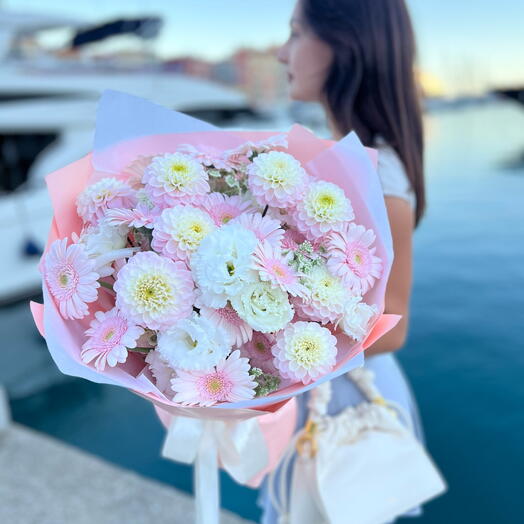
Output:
left=364, top=196, right=415, bottom=356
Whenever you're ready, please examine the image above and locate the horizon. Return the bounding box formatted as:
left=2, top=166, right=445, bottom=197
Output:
left=4, top=0, right=524, bottom=95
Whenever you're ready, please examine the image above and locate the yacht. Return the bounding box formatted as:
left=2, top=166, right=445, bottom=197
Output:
left=0, top=9, right=252, bottom=303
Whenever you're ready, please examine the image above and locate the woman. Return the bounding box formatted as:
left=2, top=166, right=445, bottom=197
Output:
left=259, top=0, right=427, bottom=521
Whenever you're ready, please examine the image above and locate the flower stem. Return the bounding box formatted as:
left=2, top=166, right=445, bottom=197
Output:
left=99, top=280, right=114, bottom=290
left=128, top=347, right=152, bottom=354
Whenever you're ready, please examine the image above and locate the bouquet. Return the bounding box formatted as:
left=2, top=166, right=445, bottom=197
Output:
left=31, top=91, right=399, bottom=523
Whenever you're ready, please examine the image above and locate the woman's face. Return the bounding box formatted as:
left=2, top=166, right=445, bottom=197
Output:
left=277, top=1, right=334, bottom=102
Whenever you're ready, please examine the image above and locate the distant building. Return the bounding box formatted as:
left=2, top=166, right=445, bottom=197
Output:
left=163, top=45, right=288, bottom=108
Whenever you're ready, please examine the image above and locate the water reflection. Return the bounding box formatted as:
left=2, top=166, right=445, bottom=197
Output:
left=2, top=99, right=524, bottom=523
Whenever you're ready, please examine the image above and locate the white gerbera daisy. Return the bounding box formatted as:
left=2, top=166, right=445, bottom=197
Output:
left=157, top=312, right=233, bottom=371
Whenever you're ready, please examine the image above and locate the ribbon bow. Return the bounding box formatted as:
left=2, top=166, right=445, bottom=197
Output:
left=162, top=416, right=268, bottom=524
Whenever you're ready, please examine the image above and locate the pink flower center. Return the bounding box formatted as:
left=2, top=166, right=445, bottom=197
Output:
left=217, top=304, right=243, bottom=326
left=345, top=244, right=372, bottom=278
left=199, top=371, right=233, bottom=402
left=95, top=318, right=127, bottom=351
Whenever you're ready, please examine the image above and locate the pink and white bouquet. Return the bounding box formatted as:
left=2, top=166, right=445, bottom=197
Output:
left=31, top=91, right=399, bottom=521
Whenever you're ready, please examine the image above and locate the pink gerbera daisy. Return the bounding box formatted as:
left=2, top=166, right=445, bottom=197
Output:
left=77, top=177, right=137, bottom=226
left=122, top=155, right=154, bottom=188
left=199, top=302, right=253, bottom=348
left=198, top=192, right=255, bottom=226
left=253, top=241, right=307, bottom=298
left=326, top=223, right=382, bottom=295
left=240, top=331, right=277, bottom=374
left=281, top=228, right=306, bottom=253
left=171, top=350, right=257, bottom=406
left=81, top=307, right=144, bottom=371
left=43, top=238, right=100, bottom=319
left=232, top=212, right=284, bottom=248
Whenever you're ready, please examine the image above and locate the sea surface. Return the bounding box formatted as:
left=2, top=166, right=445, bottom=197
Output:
left=2, top=99, right=523, bottom=523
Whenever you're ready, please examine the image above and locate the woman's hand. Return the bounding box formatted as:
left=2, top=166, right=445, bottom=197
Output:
left=365, top=196, right=414, bottom=356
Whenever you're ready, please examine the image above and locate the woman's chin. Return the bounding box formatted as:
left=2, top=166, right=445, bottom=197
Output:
left=288, top=85, right=320, bottom=103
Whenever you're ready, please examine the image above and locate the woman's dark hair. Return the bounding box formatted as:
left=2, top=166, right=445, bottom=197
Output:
left=301, top=0, right=426, bottom=226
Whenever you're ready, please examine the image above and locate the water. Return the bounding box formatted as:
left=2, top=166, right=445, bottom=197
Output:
left=2, top=99, right=524, bottom=523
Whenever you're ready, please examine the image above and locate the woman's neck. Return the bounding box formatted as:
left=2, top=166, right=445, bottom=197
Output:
left=325, top=105, right=373, bottom=145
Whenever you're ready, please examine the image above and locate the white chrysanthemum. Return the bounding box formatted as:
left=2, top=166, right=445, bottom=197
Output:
left=231, top=281, right=294, bottom=333
left=143, top=152, right=210, bottom=207
left=339, top=297, right=378, bottom=341
left=296, top=265, right=348, bottom=324
left=191, top=223, right=258, bottom=308
left=157, top=312, right=233, bottom=371
left=292, top=181, right=354, bottom=240
left=272, top=321, right=337, bottom=384
left=152, top=205, right=216, bottom=262
left=248, top=151, right=307, bottom=208
left=114, top=251, right=195, bottom=331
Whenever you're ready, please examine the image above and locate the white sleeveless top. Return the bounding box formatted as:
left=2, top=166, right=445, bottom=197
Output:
left=375, top=137, right=416, bottom=209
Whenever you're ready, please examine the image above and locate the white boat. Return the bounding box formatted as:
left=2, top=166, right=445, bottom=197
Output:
left=0, top=9, right=252, bottom=303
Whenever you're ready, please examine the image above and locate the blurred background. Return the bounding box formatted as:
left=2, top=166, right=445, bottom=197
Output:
left=0, top=1, right=523, bottom=523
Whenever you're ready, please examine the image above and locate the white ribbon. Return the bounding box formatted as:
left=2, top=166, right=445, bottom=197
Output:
left=162, top=416, right=269, bottom=524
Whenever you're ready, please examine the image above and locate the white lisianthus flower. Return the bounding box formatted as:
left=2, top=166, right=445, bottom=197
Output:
left=339, top=296, right=378, bottom=341
left=156, top=312, right=233, bottom=371
left=73, top=220, right=135, bottom=277
left=231, top=281, right=294, bottom=333
left=191, top=223, right=258, bottom=308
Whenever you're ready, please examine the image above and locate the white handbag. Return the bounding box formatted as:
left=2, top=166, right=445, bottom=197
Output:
left=269, top=367, right=447, bottom=524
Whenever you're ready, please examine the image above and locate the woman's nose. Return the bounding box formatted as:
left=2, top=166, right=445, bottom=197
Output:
left=277, top=43, right=288, bottom=65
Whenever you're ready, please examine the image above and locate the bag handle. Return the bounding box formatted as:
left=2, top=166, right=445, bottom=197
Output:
left=308, top=367, right=414, bottom=431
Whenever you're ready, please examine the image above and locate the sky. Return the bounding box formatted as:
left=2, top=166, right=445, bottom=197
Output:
left=4, top=0, right=524, bottom=95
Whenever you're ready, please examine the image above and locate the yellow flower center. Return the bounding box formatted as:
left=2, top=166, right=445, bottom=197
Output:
left=318, top=193, right=335, bottom=207
left=59, top=273, right=69, bottom=287
left=226, top=262, right=235, bottom=276
left=255, top=341, right=267, bottom=353
left=134, top=274, right=173, bottom=312
left=104, top=329, right=115, bottom=341
left=272, top=264, right=286, bottom=278
left=170, top=163, right=189, bottom=175
left=206, top=377, right=223, bottom=395
left=293, top=335, right=323, bottom=367
left=354, top=253, right=363, bottom=264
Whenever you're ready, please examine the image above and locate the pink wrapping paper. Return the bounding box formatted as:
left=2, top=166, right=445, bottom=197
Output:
left=31, top=90, right=400, bottom=482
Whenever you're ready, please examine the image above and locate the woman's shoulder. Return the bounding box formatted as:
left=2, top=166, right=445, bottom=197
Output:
left=374, top=137, right=416, bottom=209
